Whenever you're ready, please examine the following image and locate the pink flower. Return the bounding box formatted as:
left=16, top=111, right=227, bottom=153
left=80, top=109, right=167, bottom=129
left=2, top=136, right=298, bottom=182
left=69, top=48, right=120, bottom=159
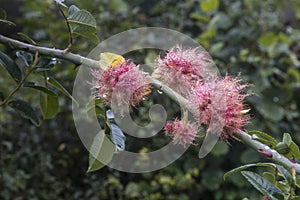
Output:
left=164, top=119, right=199, bottom=146
left=91, top=60, right=151, bottom=111
left=188, top=75, right=250, bottom=141
left=153, top=46, right=213, bottom=95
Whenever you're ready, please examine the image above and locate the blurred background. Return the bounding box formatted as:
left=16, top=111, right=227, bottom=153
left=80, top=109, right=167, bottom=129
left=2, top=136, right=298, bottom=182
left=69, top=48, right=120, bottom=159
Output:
left=1, top=0, right=300, bottom=199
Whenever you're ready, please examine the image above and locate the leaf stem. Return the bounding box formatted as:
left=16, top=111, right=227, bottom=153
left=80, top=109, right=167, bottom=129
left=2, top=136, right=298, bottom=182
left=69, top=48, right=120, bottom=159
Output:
left=56, top=3, right=73, bottom=53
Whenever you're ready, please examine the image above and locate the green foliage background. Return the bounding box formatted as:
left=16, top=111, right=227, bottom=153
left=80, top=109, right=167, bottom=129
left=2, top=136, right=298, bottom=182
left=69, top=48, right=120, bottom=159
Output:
left=1, top=0, right=300, bottom=199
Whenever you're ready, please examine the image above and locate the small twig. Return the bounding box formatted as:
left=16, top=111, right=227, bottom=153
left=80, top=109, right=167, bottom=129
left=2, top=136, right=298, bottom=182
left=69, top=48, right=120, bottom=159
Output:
left=56, top=3, right=73, bottom=53
left=0, top=34, right=99, bottom=69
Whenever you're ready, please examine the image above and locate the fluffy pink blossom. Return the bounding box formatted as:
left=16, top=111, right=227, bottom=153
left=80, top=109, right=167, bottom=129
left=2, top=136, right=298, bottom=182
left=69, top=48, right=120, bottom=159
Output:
left=188, top=75, right=250, bottom=140
left=91, top=60, right=151, bottom=110
left=153, top=46, right=213, bottom=95
left=164, top=119, right=199, bottom=146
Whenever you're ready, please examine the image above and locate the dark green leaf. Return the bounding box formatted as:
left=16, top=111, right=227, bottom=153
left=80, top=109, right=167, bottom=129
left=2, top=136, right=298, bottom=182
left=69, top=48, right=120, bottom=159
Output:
left=110, top=123, right=125, bottom=151
left=241, top=171, right=284, bottom=200
left=39, top=92, right=59, bottom=119
left=68, top=9, right=96, bottom=28
left=23, top=82, right=57, bottom=96
left=0, top=8, right=7, bottom=19
left=276, top=164, right=295, bottom=190
left=224, top=163, right=276, bottom=180
left=47, top=77, right=78, bottom=106
left=248, top=130, right=278, bottom=148
left=72, top=27, right=99, bottom=43
left=17, top=32, right=37, bottom=45
left=291, top=196, right=300, bottom=200
left=87, top=131, right=115, bottom=172
left=0, top=19, right=16, bottom=26
left=0, top=51, right=22, bottom=83
left=8, top=99, right=40, bottom=126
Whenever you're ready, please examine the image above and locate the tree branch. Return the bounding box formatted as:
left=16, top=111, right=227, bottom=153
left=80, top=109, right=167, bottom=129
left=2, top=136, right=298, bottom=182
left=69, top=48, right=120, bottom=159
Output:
left=1, top=33, right=300, bottom=173
left=0, top=34, right=99, bottom=68
left=236, top=130, right=300, bottom=173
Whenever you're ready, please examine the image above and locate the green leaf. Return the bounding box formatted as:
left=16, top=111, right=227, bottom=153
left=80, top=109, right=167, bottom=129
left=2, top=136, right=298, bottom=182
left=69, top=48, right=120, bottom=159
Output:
left=23, top=82, right=57, bottom=96
left=276, top=164, right=295, bottom=190
left=17, top=32, right=37, bottom=45
left=67, top=8, right=98, bottom=42
left=275, top=142, right=290, bottom=155
left=258, top=32, right=278, bottom=49
left=291, top=196, right=300, bottom=200
left=283, top=133, right=292, bottom=146
left=286, top=141, right=300, bottom=159
left=224, top=163, right=276, bottom=180
left=263, top=172, right=276, bottom=184
left=8, top=99, right=40, bottom=126
left=47, top=77, right=78, bottom=106
left=72, top=25, right=99, bottom=43
left=87, top=131, right=115, bottom=172
left=241, top=171, right=284, bottom=200
left=277, top=133, right=300, bottom=159
left=0, top=51, right=22, bottom=83
left=200, top=0, right=219, bottom=12
left=39, top=92, right=59, bottom=119
left=248, top=130, right=278, bottom=148
left=68, top=5, right=80, bottom=16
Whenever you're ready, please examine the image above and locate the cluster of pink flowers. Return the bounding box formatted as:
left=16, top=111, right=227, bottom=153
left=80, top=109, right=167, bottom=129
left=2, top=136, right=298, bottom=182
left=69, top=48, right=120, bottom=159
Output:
left=164, top=119, right=198, bottom=147
left=155, top=47, right=250, bottom=145
left=188, top=76, right=250, bottom=141
left=153, top=46, right=212, bottom=95
left=91, top=60, right=150, bottom=113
